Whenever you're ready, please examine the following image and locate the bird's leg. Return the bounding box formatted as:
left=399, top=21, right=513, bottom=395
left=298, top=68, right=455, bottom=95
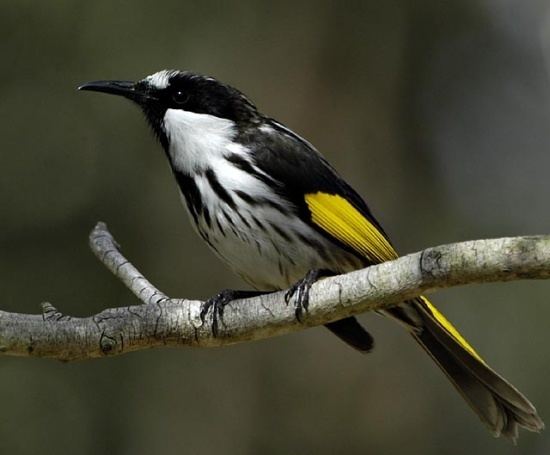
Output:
left=200, top=289, right=267, bottom=337
left=285, top=269, right=333, bottom=322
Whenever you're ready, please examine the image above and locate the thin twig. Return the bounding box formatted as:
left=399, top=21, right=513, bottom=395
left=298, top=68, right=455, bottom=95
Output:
left=0, top=222, right=548, bottom=361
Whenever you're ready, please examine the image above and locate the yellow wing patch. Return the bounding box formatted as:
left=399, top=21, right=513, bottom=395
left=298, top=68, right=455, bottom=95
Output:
left=420, top=296, right=486, bottom=364
left=305, top=192, right=484, bottom=363
left=305, top=192, right=397, bottom=262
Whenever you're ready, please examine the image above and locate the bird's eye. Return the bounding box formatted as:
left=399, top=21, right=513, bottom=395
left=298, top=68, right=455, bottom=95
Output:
left=172, top=90, right=189, bottom=105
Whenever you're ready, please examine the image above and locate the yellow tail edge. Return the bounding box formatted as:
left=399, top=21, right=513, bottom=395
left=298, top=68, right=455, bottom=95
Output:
left=418, top=296, right=486, bottom=365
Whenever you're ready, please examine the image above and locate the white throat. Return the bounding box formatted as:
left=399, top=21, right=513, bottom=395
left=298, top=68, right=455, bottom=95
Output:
left=163, top=108, right=237, bottom=172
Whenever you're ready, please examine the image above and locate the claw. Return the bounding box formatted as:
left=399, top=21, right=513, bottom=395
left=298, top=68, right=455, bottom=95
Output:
left=200, top=289, right=265, bottom=337
left=285, top=269, right=332, bottom=322
left=200, top=291, right=230, bottom=337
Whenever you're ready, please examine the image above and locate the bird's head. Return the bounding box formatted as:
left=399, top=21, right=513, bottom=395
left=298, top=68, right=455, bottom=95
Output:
left=79, top=70, right=260, bottom=149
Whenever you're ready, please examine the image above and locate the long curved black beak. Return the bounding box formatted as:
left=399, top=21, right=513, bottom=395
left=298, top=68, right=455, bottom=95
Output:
left=78, top=80, right=136, bottom=98
left=79, top=80, right=159, bottom=106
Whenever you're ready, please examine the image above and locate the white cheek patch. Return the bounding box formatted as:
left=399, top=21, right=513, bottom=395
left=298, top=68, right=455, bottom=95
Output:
left=163, top=108, right=237, bottom=172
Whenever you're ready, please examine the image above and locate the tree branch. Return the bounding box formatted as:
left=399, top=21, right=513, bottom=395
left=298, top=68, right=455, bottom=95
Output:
left=1, top=222, right=549, bottom=361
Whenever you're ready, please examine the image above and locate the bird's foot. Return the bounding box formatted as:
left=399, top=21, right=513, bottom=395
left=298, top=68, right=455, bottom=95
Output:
left=200, top=289, right=264, bottom=337
left=285, top=269, right=332, bottom=322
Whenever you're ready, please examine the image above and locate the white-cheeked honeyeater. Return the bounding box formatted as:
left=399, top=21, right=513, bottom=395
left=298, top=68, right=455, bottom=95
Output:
left=79, top=70, right=543, bottom=441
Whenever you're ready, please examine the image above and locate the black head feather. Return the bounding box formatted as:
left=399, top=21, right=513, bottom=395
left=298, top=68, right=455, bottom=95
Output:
left=80, top=69, right=262, bottom=149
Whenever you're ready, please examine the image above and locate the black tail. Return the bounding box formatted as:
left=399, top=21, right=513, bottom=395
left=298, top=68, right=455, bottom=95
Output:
left=408, top=297, right=544, bottom=441
left=325, top=317, right=374, bottom=353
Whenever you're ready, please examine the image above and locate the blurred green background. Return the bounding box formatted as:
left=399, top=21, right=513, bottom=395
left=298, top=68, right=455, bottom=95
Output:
left=1, top=0, right=550, bottom=454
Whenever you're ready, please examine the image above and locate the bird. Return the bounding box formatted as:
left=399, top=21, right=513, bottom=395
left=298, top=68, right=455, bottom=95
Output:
left=79, top=69, right=543, bottom=441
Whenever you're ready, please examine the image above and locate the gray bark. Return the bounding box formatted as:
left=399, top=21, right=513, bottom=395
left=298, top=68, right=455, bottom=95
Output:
left=1, top=222, right=549, bottom=361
